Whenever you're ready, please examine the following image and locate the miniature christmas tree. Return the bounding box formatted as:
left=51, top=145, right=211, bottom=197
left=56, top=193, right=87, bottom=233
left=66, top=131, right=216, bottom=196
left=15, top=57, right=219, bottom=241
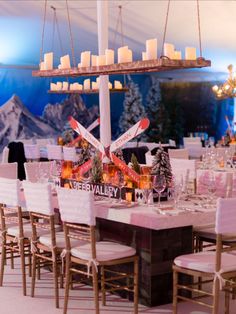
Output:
left=91, top=151, right=103, bottom=183
left=151, top=147, right=172, bottom=186
left=119, top=77, right=146, bottom=137
left=146, top=76, right=171, bottom=143
left=131, top=153, right=141, bottom=174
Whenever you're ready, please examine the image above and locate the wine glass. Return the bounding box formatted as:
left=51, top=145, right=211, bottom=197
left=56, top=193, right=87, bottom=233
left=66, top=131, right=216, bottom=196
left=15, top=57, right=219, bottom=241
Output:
left=151, top=174, right=166, bottom=210
left=139, top=175, right=152, bottom=205
left=115, top=171, right=125, bottom=203
left=172, top=177, right=183, bottom=210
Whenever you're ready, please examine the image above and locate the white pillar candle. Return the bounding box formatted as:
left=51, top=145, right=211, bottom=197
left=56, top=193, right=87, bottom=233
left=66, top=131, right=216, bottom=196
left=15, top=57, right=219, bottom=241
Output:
left=96, top=77, right=100, bottom=88
left=114, top=80, right=122, bottom=89
left=142, top=52, right=147, bottom=61
left=83, top=79, right=90, bottom=90
left=92, top=82, right=98, bottom=90
left=185, top=47, right=197, bottom=60
left=50, top=83, right=57, bottom=91
left=173, top=51, right=182, bottom=60
left=97, top=55, right=106, bottom=66
left=58, top=64, right=61, bottom=69
left=91, top=55, right=98, bottom=67
left=118, top=46, right=129, bottom=63
left=69, top=83, right=74, bottom=91
left=146, top=39, right=157, bottom=60
left=77, top=63, right=81, bottom=68
left=62, top=82, right=69, bottom=91
left=164, top=43, right=175, bottom=59
left=74, top=83, right=83, bottom=90
left=40, top=61, right=46, bottom=71
left=105, top=49, right=114, bottom=65
left=127, top=49, right=133, bottom=62
left=44, top=52, right=53, bottom=70
left=60, top=55, right=71, bottom=69
left=81, top=51, right=91, bottom=67
left=108, top=82, right=112, bottom=89
left=56, top=82, right=63, bottom=90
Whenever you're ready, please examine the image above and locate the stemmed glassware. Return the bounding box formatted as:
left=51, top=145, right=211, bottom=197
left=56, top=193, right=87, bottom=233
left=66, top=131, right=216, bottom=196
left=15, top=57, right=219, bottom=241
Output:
left=151, top=174, right=166, bottom=210
left=114, top=171, right=125, bottom=203
left=139, top=175, right=152, bottom=205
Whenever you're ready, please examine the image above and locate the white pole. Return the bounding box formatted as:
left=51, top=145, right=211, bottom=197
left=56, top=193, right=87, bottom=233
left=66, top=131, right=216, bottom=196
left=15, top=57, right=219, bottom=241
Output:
left=97, top=0, right=111, bottom=149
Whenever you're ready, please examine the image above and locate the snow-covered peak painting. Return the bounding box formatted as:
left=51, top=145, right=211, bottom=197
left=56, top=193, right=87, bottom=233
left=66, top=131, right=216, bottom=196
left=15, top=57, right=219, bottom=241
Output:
left=0, top=94, right=99, bottom=152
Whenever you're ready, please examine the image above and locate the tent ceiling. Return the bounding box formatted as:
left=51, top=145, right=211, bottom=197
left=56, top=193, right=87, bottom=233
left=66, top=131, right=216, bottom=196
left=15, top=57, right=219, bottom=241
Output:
left=0, top=0, right=235, bottom=80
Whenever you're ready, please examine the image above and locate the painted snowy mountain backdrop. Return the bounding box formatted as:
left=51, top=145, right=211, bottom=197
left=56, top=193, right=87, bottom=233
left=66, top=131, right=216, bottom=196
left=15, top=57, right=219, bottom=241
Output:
left=0, top=94, right=99, bottom=152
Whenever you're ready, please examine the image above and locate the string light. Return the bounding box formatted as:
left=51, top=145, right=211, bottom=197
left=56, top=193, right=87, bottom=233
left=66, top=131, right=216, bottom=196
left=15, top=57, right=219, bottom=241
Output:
left=212, top=64, right=236, bottom=99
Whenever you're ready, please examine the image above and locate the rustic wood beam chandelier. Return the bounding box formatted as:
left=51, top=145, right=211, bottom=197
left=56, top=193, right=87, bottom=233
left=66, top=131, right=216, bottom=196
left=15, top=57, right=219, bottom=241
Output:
left=32, top=0, right=211, bottom=80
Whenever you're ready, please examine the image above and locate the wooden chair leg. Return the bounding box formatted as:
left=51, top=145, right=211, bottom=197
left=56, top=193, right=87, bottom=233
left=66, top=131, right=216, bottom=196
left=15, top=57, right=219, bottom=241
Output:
left=36, top=258, right=40, bottom=280
left=63, top=257, right=71, bottom=314
left=212, top=277, right=220, bottom=314
left=134, top=258, right=139, bottom=314
left=0, top=243, right=6, bottom=286
left=52, top=260, right=59, bottom=308
left=28, top=247, right=32, bottom=277
left=101, top=266, right=106, bottom=306
left=19, top=240, right=27, bottom=296
left=10, top=242, right=14, bottom=269
left=224, top=282, right=230, bottom=314
left=173, top=269, right=178, bottom=314
left=31, top=253, right=37, bottom=297
left=92, top=264, right=99, bottom=314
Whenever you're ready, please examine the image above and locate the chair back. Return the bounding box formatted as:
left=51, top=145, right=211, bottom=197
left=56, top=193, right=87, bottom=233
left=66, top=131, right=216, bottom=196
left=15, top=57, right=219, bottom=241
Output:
left=22, top=181, right=54, bottom=215
left=47, top=144, right=63, bottom=160
left=24, top=161, right=53, bottom=183
left=184, top=142, right=203, bottom=159
left=215, top=198, right=236, bottom=234
left=0, top=162, right=17, bottom=179
left=24, top=144, right=40, bottom=160
left=0, top=177, right=21, bottom=207
left=36, top=138, right=55, bottom=147
left=168, top=148, right=189, bottom=159
left=63, top=146, right=77, bottom=162
left=1, top=146, right=9, bottom=163
left=57, top=187, right=95, bottom=226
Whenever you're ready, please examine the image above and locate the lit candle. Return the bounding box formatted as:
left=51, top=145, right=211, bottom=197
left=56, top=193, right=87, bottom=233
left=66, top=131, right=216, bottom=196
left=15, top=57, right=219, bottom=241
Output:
left=58, top=64, right=61, bottom=69
left=91, top=55, right=98, bottom=67
left=146, top=38, right=157, bottom=60
left=60, top=55, right=71, bottom=69
left=83, top=79, right=90, bottom=90
left=114, top=80, right=122, bottom=89
left=77, top=63, right=81, bottom=68
left=50, top=83, right=57, bottom=91
left=108, top=82, right=112, bottom=89
left=97, top=55, right=106, bottom=66
left=56, top=82, right=62, bottom=90
left=96, top=77, right=100, bottom=88
left=212, top=85, right=218, bottom=92
left=142, top=52, right=147, bottom=61
left=92, top=82, right=98, bottom=90
left=40, top=61, right=46, bottom=71
left=173, top=51, right=182, bottom=60
left=164, top=43, right=175, bottom=59
left=81, top=51, right=91, bottom=67
left=105, top=49, right=114, bottom=65
left=118, top=46, right=129, bottom=63
left=69, top=83, right=74, bottom=91
left=127, top=49, right=133, bottom=62
left=62, top=81, right=69, bottom=91
left=74, top=83, right=83, bottom=90
left=44, top=52, right=53, bottom=70
left=185, top=47, right=197, bottom=60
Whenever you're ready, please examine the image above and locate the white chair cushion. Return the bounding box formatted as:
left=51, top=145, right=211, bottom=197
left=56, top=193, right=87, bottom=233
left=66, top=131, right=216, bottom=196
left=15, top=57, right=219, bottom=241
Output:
left=39, top=231, right=82, bottom=249
left=174, top=251, right=236, bottom=273
left=7, top=224, right=61, bottom=239
left=71, top=241, right=136, bottom=262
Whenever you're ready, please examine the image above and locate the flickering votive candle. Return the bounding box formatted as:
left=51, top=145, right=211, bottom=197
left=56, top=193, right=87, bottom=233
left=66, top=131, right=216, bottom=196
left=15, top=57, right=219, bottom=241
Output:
left=185, top=47, right=197, bottom=60
left=146, top=39, right=157, bottom=60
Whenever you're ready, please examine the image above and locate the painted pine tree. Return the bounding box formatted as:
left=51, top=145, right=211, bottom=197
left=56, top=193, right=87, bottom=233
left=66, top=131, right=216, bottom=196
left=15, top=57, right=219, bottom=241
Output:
left=119, top=77, right=146, bottom=135
left=146, top=77, right=171, bottom=143
left=151, top=146, right=172, bottom=186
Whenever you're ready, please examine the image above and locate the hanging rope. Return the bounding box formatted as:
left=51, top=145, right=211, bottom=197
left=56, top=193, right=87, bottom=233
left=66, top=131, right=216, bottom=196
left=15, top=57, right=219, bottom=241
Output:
left=66, top=0, right=76, bottom=68
left=51, top=6, right=64, bottom=56
left=113, top=5, right=126, bottom=86
left=197, top=0, right=203, bottom=58
left=40, top=0, right=48, bottom=63
left=161, top=0, right=170, bottom=57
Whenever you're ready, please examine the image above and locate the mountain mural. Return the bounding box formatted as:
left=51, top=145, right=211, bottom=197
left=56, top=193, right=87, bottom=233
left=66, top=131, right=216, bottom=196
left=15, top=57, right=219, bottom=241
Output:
left=0, top=94, right=99, bottom=151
